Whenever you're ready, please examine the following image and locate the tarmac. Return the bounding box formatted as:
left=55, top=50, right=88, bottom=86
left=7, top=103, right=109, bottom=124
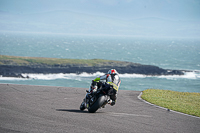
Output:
left=0, top=84, right=199, bottom=133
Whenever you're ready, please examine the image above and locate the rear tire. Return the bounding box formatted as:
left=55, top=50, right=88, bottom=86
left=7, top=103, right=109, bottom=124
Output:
left=88, top=95, right=106, bottom=113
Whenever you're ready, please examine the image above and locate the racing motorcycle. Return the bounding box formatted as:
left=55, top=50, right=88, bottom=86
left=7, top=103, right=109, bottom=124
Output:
left=80, top=81, right=113, bottom=113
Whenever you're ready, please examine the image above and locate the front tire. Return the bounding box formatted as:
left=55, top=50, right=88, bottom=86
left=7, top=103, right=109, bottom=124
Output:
left=88, top=95, right=106, bottom=113
left=80, top=102, right=86, bottom=111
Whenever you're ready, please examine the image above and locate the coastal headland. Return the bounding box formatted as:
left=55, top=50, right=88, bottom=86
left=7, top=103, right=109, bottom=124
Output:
left=0, top=55, right=185, bottom=78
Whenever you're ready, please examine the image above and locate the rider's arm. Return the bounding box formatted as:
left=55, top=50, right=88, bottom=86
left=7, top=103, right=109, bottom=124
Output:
left=94, top=77, right=100, bottom=82
left=94, top=74, right=107, bottom=82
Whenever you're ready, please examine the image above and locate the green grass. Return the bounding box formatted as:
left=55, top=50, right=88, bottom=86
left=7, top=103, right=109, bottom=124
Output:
left=141, top=89, right=200, bottom=117
left=0, top=55, right=124, bottom=66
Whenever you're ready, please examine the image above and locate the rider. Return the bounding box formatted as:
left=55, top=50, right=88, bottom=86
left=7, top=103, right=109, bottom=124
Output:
left=93, top=69, right=121, bottom=106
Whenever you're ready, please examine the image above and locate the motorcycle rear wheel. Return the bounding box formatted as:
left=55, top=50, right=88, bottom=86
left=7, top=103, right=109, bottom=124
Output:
left=88, top=95, right=106, bottom=113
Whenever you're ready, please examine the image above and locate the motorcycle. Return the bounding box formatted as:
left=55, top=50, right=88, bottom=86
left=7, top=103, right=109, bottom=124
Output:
left=80, top=81, right=113, bottom=113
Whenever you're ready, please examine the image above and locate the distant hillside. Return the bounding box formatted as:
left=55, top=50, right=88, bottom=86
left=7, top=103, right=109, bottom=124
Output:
left=0, top=10, right=199, bottom=38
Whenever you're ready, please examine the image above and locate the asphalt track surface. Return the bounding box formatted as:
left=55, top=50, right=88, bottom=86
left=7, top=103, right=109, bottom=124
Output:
left=0, top=84, right=200, bottom=133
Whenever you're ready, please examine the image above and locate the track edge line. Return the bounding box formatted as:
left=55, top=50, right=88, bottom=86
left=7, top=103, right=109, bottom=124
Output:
left=137, top=92, right=200, bottom=119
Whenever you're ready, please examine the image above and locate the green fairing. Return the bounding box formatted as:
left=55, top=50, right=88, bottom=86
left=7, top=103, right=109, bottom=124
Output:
left=94, top=77, right=100, bottom=81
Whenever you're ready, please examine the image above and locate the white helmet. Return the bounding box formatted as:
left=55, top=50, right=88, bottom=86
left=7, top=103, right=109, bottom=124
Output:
left=107, top=69, right=118, bottom=74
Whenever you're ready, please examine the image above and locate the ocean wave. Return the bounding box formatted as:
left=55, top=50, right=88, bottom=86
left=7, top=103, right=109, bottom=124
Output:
left=120, top=71, right=200, bottom=80
left=0, top=71, right=199, bottom=81
left=157, top=71, right=200, bottom=80
left=21, top=72, right=105, bottom=80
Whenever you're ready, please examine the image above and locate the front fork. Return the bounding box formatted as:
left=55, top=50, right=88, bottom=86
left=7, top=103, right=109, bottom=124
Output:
left=83, top=92, right=92, bottom=109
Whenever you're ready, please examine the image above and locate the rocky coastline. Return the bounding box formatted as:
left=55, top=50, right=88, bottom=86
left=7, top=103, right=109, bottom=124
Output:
left=0, top=55, right=187, bottom=78
left=0, top=63, right=185, bottom=78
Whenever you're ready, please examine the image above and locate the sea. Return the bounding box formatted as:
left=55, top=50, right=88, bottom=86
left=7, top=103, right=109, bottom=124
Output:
left=0, top=32, right=200, bottom=92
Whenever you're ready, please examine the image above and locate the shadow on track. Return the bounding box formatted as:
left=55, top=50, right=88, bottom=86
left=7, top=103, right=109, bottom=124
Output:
left=56, top=109, right=106, bottom=114
left=56, top=109, right=88, bottom=113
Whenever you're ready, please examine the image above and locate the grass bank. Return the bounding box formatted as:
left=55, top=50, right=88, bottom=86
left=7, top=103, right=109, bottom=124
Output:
left=0, top=55, right=125, bottom=66
left=141, top=89, right=200, bottom=117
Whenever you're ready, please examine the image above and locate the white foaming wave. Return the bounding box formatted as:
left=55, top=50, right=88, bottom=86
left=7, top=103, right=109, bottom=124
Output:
left=119, top=73, right=148, bottom=78
left=78, top=72, right=105, bottom=77
left=158, top=71, right=200, bottom=80
left=21, top=71, right=200, bottom=80
left=0, top=71, right=199, bottom=81
left=22, top=73, right=68, bottom=80
left=20, top=72, right=106, bottom=80
left=119, top=71, right=200, bottom=80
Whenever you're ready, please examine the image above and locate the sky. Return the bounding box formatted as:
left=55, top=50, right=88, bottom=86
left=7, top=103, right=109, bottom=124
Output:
left=0, top=0, right=200, bottom=37
left=1, top=0, right=200, bottom=20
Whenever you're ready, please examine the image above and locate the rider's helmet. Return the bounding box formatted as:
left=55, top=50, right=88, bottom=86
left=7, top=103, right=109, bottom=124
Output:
left=108, top=69, right=118, bottom=74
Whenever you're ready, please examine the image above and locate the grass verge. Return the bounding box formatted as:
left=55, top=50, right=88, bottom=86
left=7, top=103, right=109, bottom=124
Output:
left=0, top=55, right=123, bottom=66
left=141, top=89, right=200, bottom=117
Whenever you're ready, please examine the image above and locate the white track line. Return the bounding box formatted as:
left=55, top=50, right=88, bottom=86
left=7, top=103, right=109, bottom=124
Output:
left=108, top=112, right=152, bottom=117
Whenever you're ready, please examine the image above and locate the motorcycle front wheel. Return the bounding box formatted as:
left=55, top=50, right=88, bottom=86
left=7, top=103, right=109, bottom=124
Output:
left=88, top=94, right=107, bottom=113
left=80, top=102, right=86, bottom=111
